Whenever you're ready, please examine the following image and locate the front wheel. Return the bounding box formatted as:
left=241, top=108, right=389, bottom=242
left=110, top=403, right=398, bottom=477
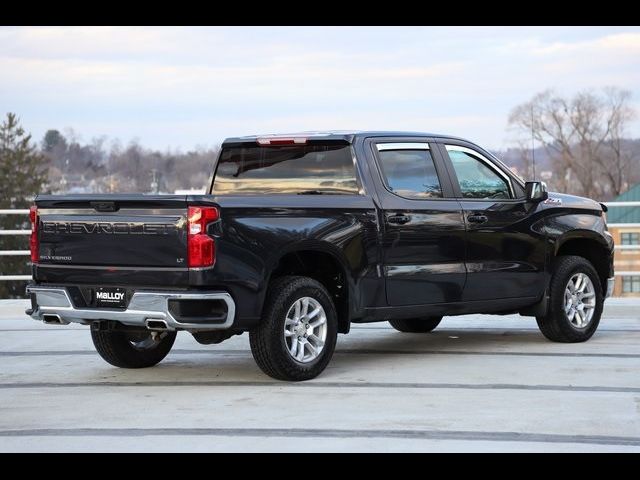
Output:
left=536, top=255, right=603, bottom=343
left=389, top=316, right=443, bottom=333
left=91, top=327, right=177, bottom=368
left=250, top=276, right=338, bottom=381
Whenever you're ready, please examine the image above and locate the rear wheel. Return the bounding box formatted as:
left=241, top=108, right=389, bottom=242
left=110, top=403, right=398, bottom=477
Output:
left=389, top=316, right=443, bottom=333
left=91, top=327, right=177, bottom=368
left=536, top=255, right=603, bottom=343
left=250, top=276, right=338, bottom=381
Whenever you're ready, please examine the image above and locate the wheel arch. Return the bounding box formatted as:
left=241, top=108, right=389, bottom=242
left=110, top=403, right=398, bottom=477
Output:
left=262, top=242, right=353, bottom=334
left=554, top=232, right=612, bottom=293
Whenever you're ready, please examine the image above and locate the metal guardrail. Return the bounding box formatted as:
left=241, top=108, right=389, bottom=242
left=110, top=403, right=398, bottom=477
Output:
left=606, top=201, right=640, bottom=228
left=0, top=275, right=32, bottom=281
left=0, top=231, right=31, bottom=236
left=0, top=209, right=30, bottom=214
left=0, top=210, right=31, bottom=238
left=1, top=202, right=639, bottom=281
left=605, top=201, right=640, bottom=207
left=0, top=209, right=31, bottom=281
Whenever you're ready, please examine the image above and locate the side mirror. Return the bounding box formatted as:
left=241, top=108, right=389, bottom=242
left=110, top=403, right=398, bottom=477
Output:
left=525, top=181, right=548, bottom=203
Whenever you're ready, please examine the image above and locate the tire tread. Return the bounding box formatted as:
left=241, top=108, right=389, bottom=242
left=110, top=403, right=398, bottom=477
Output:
left=249, top=275, right=337, bottom=381
left=91, top=329, right=176, bottom=368
left=536, top=255, right=603, bottom=343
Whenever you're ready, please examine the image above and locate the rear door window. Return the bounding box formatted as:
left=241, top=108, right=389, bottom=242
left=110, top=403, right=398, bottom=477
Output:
left=213, top=144, right=359, bottom=194
left=375, top=143, right=443, bottom=199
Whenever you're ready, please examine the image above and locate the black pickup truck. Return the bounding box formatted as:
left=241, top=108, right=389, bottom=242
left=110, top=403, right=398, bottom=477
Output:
left=26, top=131, right=615, bottom=381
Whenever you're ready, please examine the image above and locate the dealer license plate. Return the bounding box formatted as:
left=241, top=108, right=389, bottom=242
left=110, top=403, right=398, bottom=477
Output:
left=95, top=287, right=127, bottom=308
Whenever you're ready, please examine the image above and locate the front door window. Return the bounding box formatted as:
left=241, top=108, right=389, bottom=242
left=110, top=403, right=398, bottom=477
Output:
left=446, top=146, right=512, bottom=199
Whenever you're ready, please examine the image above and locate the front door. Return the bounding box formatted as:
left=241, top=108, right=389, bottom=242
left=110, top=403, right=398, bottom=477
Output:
left=367, top=139, right=466, bottom=306
left=439, top=143, right=547, bottom=302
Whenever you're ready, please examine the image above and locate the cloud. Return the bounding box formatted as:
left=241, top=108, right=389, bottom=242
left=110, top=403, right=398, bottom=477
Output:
left=533, top=32, right=640, bottom=56
left=1, top=26, right=639, bottom=150
left=0, top=51, right=468, bottom=107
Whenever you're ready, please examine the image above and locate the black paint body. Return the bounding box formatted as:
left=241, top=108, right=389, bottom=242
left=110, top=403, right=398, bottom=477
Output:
left=32, top=132, right=615, bottom=331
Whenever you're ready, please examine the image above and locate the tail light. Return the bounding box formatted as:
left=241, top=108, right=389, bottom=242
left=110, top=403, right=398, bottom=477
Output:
left=187, top=206, right=219, bottom=268
left=29, top=205, right=39, bottom=263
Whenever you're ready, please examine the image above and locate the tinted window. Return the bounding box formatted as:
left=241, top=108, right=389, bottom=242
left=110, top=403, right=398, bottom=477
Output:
left=622, top=275, right=640, bottom=293
left=621, top=232, right=639, bottom=245
left=213, top=144, right=358, bottom=194
left=447, top=148, right=511, bottom=199
left=376, top=147, right=442, bottom=199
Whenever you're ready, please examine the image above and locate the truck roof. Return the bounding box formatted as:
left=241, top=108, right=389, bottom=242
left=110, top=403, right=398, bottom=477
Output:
left=223, top=130, right=468, bottom=144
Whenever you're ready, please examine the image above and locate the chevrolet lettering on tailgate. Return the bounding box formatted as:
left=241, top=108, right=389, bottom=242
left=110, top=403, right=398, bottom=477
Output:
left=41, top=221, right=178, bottom=235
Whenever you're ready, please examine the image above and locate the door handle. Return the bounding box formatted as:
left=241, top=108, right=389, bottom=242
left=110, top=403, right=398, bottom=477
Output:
left=467, top=214, right=488, bottom=224
left=387, top=213, right=411, bottom=225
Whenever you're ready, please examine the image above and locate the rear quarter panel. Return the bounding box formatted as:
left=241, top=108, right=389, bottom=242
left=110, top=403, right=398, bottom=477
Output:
left=192, top=194, right=380, bottom=327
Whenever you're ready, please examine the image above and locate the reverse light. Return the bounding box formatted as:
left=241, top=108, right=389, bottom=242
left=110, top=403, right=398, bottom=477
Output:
left=187, top=206, right=219, bottom=268
left=29, top=205, right=39, bottom=263
left=256, top=137, right=307, bottom=146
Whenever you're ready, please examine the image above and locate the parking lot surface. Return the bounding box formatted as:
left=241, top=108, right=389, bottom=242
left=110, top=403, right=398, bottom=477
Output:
left=1, top=299, right=638, bottom=452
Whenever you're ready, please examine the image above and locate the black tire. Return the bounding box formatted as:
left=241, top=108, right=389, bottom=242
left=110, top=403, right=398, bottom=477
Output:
left=91, top=328, right=177, bottom=368
left=249, top=276, right=338, bottom=381
left=536, top=255, right=603, bottom=343
left=389, top=316, right=443, bottom=333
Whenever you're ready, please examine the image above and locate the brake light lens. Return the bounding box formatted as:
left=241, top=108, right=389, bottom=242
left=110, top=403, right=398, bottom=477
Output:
left=256, top=137, right=307, bottom=146
left=29, top=205, right=39, bottom=263
left=187, top=206, right=219, bottom=268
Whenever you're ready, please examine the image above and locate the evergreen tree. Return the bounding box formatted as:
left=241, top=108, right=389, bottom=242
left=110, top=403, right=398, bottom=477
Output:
left=0, top=113, right=48, bottom=298
left=42, top=129, right=67, bottom=153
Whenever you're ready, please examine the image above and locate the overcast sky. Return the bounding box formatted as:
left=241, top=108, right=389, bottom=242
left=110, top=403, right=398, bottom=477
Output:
left=2, top=26, right=639, bottom=151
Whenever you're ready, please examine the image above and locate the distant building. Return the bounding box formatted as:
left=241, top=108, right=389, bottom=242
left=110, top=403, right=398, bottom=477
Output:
left=607, top=184, right=640, bottom=297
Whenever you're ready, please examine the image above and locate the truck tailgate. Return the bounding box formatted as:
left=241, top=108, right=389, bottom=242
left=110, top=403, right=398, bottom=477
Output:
left=35, top=195, right=188, bottom=269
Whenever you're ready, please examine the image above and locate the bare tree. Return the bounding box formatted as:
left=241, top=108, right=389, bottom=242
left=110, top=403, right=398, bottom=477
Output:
left=508, top=88, right=637, bottom=199
left=598, top=87, right=637, bottom=196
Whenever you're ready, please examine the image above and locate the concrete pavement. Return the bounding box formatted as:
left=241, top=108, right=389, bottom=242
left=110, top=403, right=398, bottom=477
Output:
left=0, top=299, right=639, bottom=452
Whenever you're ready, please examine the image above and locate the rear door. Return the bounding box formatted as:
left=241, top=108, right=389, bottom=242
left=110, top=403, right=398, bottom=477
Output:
left=437, top=142, right=546, bottom=301
left=366, top=138, right=466, bottom=306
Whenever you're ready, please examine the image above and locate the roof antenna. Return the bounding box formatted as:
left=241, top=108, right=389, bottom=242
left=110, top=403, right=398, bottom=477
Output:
left=530, top=104, right=536, bottom=180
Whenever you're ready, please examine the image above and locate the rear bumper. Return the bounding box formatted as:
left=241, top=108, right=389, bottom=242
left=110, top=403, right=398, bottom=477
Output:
left=25, top=285, right=235, bottom=331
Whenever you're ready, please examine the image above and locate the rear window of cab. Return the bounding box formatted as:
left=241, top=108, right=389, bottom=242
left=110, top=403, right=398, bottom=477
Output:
left=212, top=144, right=359, bottom=195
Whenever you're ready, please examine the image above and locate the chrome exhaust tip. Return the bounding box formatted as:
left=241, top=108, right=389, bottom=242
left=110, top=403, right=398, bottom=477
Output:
left=42, top=314, right=69, bottom=325
left=146, top=319, right=169, bottom=331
